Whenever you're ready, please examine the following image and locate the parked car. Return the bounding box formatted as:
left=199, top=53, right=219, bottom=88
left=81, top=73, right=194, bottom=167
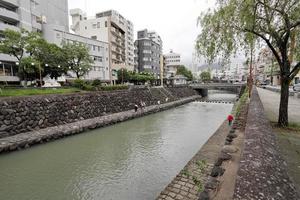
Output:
left=293, top=83, right=300, bottom=91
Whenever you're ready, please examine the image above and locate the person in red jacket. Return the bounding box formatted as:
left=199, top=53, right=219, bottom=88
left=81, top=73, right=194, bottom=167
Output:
left=227, top=114, right=234, bottom=126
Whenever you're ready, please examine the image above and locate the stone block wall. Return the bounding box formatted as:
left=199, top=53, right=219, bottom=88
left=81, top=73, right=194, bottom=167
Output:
left=0, top=87, right=198, bottom=138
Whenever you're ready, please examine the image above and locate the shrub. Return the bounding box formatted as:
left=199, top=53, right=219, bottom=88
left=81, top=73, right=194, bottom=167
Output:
left=99, top=85, right=128, bottom=91
left=73, top=79, right=85, bottom=89
left=92, top=79, right=102, bottom=86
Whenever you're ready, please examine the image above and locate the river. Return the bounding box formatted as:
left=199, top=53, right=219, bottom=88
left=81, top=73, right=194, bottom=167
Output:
left=0, top=92, right=236, bottom=200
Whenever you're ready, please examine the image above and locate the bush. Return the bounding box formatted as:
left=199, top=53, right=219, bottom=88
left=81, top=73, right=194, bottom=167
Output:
left=72, top=79, right=95, bottom=91
left=82, top=84, right=95, bottom=91
left=92, top=79, right=102, bottom=86
left=73, top=79, right=85, bottom=89
left=99, top=85, right=128, bottom=91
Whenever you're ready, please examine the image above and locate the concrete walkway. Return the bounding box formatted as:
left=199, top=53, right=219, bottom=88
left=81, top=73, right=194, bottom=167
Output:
left=257, top=88, right=300, bottom=124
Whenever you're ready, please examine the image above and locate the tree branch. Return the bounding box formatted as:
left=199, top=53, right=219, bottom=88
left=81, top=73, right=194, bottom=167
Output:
left=243, top=27, right=282, bottom=67
left=289, top=62, right=300, bottom=79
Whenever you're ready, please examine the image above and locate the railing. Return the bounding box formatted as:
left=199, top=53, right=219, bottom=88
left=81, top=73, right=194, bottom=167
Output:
left=0, top=7, right=19, bottom=22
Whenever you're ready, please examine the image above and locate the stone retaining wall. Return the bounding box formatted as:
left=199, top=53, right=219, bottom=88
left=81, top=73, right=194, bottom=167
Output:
left=0, top=86, right=198, bottom=138
left=0, top=96, right=200, bottom=154
left=233, top=87, right=299, bottom=199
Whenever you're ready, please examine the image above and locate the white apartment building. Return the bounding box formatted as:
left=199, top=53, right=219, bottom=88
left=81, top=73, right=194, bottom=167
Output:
left=43, top=25, right=110, bottom=82
left=0, top=0, right=68, bottom=83
left=70, top=9, right=134, bottom=82
left=163, top=50, right=181, bottom=78
left=0, top=0, right=108, bottom=83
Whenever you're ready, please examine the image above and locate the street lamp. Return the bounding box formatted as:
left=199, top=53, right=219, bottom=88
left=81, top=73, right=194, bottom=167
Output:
left=45, top=64, right=48, bottom=67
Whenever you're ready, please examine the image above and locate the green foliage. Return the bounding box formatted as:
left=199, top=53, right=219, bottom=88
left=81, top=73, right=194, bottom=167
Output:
left=176, top=65, right=193, bottom=81
left=92, top=79, right=102, bottom=86
left=197, top=0, right=300, bottom=126
left=0, top=29, right=28, bottom=61
left=62, top=42, right=93, bottom=79
left=0, top=88, right=81, bottom=97
left=72, top=79, right=128, bottom=91
left=233, top=87, right=249, bottom=117
left=99, top=85, right=128, bottom=91
left=0, top=29, right=68, bottom=81
left=116, top=69, right=155, bottom=84
left=200, top=71, right=211, bottom=82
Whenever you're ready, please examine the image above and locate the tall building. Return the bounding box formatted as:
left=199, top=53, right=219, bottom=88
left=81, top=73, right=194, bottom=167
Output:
left=163, top=50, right=181, bottom=78
left=70, top=9, right=134, bottom=82
left=135, top=29, right=162, bottom=77
left=0, top=0, right=110, bottom=82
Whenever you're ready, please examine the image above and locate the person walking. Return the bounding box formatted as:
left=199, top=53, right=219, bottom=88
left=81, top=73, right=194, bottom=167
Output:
left=134, top=104, right=138, bottom=112
left=227, top=114, right=234, bottom=126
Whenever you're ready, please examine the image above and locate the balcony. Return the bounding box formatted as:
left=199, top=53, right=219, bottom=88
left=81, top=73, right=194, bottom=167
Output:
left=0, top=22, right=19, bottom=31
left=0, top=7, right=19, bottom=22
left=0, top=0, right=19, bottom=8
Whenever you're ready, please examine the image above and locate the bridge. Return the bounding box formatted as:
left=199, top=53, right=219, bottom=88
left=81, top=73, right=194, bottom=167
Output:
left=190, top=83, right=246, bottom=97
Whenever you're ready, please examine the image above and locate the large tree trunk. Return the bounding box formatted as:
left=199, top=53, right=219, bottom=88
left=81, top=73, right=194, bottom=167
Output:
left=278, top=77, right=289, bottom=126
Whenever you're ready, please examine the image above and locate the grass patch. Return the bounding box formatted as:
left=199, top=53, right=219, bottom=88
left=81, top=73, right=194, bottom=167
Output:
left=0, top=87, right=82, bottom=97
left=232, top=87, right=249, bottom=117
left=271, top=122, right=300, bottom=132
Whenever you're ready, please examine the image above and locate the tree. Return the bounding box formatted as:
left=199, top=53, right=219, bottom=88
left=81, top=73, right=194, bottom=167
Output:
left=0, top=29, right=31, bottom=81
left=176, top=65, right=193, bottom=81
left=62, top=42, right=93, bottom=79
left=196, top=0, right=300, bottom=126
left=29, top=39, right=67, bottom=79
left=117, top=68, right=130, bottom=83
left=200, top=71, right=211, bottom=82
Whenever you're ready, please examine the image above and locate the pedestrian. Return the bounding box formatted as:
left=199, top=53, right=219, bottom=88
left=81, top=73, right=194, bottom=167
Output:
left=140, top=101, right=144, bottom=110
left=227, top=114, right=234, bottom=126
left=134, top=104, right=138, bottom=112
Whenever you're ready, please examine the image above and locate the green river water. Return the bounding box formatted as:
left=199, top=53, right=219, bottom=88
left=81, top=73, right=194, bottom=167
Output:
left=0, top=92, right=235, bottom=200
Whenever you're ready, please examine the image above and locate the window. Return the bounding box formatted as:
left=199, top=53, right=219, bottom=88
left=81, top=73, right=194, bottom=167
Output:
left=85, top=26, right=87, bottom=30
left=93, top=24, right=97, bottom=29
left=105, top=21, right=107, bottom=27
left=94, top=56, right=103, bottom=62
left=91, top=36, right=97, bottom=40
left=97, top=22, right=100, bottom=28
left=93, top=45, right=96, bottom=51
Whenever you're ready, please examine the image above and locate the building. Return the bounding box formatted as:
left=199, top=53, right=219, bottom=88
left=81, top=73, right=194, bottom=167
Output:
left=43, top=25, right=110, bottom=82
left=255, top=48, right=280, bottom=85
left=70, top=9, right=134, bottom=82
left=0, top=0, right=110, bottom=83
left=163, top=50, right=181, bottom=78
left=0, top=0, right=69, bottom=83
left=135, top=29, right=162, bottom=78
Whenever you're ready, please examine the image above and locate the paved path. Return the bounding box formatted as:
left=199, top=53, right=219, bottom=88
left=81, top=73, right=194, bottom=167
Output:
left=257, top=88, right=300, bottom=124
left=233, top=87, right=299, bottom=199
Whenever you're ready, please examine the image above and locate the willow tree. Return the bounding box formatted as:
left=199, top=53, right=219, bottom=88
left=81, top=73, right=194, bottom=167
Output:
left=196, top=0, right=300, bottom=126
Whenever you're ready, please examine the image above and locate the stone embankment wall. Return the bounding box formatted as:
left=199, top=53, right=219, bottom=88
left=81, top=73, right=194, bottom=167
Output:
left=0, top=86, right=198, bottom=138
left=233, top=87, right=299, bottom=199
left=0, top=96, right=199, bottom=154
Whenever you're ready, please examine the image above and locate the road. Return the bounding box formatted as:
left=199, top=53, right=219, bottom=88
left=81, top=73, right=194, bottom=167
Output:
left=257, top=87, right=300, bottom=124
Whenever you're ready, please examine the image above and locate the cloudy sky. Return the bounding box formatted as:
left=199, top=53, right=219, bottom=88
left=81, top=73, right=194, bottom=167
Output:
left=68, top=0, right=218, bottom=68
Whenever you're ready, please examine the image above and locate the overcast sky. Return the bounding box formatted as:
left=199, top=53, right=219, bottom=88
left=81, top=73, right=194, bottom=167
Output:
left=68, top=0, right=218, bottom=68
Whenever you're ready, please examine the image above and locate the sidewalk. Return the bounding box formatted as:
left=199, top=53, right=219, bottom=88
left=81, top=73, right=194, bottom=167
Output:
left=257, top=87, right=300, bottom=124
left=257, top=87, right=300, bottom=194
